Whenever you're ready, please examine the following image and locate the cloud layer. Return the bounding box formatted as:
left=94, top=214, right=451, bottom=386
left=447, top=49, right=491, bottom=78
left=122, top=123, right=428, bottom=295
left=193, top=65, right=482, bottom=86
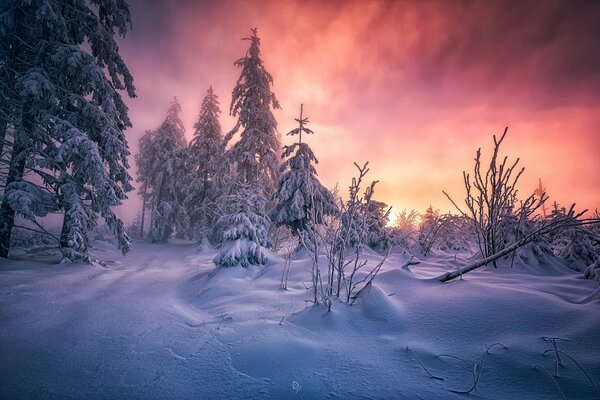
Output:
left=119, top=0, right=600, bottom=220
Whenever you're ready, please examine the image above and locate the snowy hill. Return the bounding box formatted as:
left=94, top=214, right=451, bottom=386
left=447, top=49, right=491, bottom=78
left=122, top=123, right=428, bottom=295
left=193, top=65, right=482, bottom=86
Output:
left=0, top=240, right=599, bottom=399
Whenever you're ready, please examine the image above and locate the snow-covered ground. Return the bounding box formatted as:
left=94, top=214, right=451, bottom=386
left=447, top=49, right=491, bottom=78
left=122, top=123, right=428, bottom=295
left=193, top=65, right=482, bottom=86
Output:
left=1, top=240, right=599, bottom=399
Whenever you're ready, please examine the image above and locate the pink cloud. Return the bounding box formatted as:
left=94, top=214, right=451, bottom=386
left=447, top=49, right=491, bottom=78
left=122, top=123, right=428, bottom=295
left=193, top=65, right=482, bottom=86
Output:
left=115, top=0, right=600, bottom=221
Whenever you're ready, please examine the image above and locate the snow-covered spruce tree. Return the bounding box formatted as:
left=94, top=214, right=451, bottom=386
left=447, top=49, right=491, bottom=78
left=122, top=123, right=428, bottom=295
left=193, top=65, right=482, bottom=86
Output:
left=417, top=205, right=440, bottom=254
left=435, top=214, right=470, bottom=253
left=0, top=0, right=136, bottom=260
left=227, top=28, right=281, bottom=198
left=140, top=99, right=188, bottom=243
left=171, top=147, right=191, bottom=239
left=44, top=123, right=131, bottom=262
left=390, top=209, right=419, bottom=250
left=134, top=130, right=155, bottom=238
left=185, top=87, right=224, bottom=239
left=269, top=105, right=337, bottom=236
left=544, top=202, right=600, bottom=273
left=418, top=205, right=438, bottom=238
left=213, top=183, right=272, bottom=268
left=58, top=183, right=95, bottom=263
left=363, top=200, right=393, bottom=253
left=417, top=210, right=470, bottom=256
left=0, top=2, right=43, bottom=257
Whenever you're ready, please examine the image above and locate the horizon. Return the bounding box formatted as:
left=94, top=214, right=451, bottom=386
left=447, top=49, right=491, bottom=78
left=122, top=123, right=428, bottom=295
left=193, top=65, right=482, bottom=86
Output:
left=115, top=0, right=600, bottom=224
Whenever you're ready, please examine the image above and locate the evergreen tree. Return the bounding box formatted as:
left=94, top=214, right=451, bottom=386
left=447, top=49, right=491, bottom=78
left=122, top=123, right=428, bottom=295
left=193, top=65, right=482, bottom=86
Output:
left=545, top=202, right=600, bottom=272
left=227, top=28, right=281, bottom=197
left=0, top=0, right=136, bottom=260
left=53, top=125, right=135, bottom=262
left=171, top=147, right=191, bottom=239
left=363, top=200, right=393, bottom=252
left=270, top=105, right=337, bottom=235
left=134, top=130, right=155, bottom=238
left=391, top=209, right=419, bottom=249
left=136, top=98, right=187, bottom=243
left=418, top=206, right=440, bottom=248
left=185, top=87, right=224, bottom=239
left=213, top=183, right=272, bottom=268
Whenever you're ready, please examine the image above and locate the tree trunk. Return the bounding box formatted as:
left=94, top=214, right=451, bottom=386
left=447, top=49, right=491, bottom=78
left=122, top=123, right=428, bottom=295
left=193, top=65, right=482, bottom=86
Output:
left=0, top=116, right=8, bottom=192
left=0, top=141, right=28, bottom=258
left=59, top=211, right=70, bottom=250
left=0, top=116, right=7, bottom=167
left=140, top=185, right=147, bottom=238
left=0, top=7, right=28, bottom=258
left=437, top=240, right=524, bottom=282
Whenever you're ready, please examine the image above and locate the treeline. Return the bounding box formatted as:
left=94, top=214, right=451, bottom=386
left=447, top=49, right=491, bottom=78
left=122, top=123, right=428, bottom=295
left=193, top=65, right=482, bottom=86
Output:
left=132, top=29, right=391, bottom=271
left=2, top=2, right=597, bottom=288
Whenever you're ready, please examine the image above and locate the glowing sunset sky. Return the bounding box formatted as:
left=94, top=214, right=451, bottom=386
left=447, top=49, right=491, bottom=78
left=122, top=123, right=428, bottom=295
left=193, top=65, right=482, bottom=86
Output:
left=119, top=0, right=600, bottom=220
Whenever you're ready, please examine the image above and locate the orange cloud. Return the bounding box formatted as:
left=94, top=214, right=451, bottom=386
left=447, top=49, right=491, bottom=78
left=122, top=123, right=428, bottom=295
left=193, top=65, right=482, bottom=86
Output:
left=116, top=0, right=600, bottom=220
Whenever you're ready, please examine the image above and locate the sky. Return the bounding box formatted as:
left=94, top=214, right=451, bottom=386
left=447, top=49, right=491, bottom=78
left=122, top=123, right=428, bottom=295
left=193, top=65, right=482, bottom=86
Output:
left=117, top=0, right=600, bottom=222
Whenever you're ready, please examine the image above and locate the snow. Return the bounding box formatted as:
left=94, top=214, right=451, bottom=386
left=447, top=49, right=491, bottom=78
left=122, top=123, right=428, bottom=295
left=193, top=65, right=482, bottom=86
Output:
left=1, top=240, right=599, bottom=399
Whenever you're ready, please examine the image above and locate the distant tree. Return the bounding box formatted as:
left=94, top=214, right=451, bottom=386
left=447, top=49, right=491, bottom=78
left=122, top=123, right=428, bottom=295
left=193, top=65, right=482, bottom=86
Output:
left=270, top=105, right=337, bottom=236
left=227, top=28, right=281, bottom=198
left=135, top=99, right=187, bottom=243
left=363, top=200, right=393, bottom=252
left=391, top=209, right=419, bottom=249
left=417, top=205, right=440, bottom=253
left=185, top=87, right=224, bottom=239
left=0, top=0, right=136, bottom=260
left=171, top=147, right=191, bottom=239
left=545, top=202, right=600, bottom=272
left=135, top=130, right=155, bottom=238
left=213, top=183, right=272, bottom=268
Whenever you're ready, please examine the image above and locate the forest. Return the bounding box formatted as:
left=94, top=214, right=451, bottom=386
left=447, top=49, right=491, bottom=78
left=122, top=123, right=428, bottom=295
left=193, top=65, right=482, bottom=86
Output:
left=1, top=1, right=599, bottom=399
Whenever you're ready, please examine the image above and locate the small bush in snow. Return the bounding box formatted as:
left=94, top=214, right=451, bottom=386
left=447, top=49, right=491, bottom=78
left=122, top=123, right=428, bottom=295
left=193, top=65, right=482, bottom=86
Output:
left=213, top=184, right=272, bottom=268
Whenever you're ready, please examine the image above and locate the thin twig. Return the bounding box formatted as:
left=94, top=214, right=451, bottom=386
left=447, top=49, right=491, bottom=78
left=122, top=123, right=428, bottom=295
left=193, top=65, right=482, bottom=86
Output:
left=534, top=365, right=566, bottom=400
left=449, top=343, right=507, bottom=394
left=407, top=346, right=444, bottom=380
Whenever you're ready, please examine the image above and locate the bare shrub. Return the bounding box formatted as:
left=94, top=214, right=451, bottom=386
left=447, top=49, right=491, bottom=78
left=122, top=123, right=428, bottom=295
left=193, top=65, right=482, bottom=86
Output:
left=444, top=128, right=547, bottom=266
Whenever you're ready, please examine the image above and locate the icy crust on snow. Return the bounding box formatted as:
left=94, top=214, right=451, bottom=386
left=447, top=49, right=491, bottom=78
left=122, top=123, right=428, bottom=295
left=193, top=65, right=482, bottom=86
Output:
left=0, top=240, right=599, bottom=399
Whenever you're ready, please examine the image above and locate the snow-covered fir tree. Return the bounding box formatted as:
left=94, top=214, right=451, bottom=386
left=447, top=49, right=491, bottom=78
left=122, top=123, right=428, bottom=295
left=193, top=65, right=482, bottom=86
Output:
left=391, top=209, right=419, bottom=250
left=417, top=205, right=440, bottom=252
left=185, top=87, right=224, bottom=239
left=0, top=0, right=136, bottom=260
left=227, top=28, right=281, bottom=198
left=171, top=148, right=191, bottom=239
left=545, top=202, right=600, bottom=273
left=213, top=183, right=272, bottom=268
left=136, top=99, right=188, bottom=243
left=149, top=99, right=186, bottom=243
left=134, top=130, right=155, bottom=238
left=363, top=200, right=393, bottom=252
left=50, top=124, right=137, bottom=262
left=269, top=105, right=337, bottom=235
